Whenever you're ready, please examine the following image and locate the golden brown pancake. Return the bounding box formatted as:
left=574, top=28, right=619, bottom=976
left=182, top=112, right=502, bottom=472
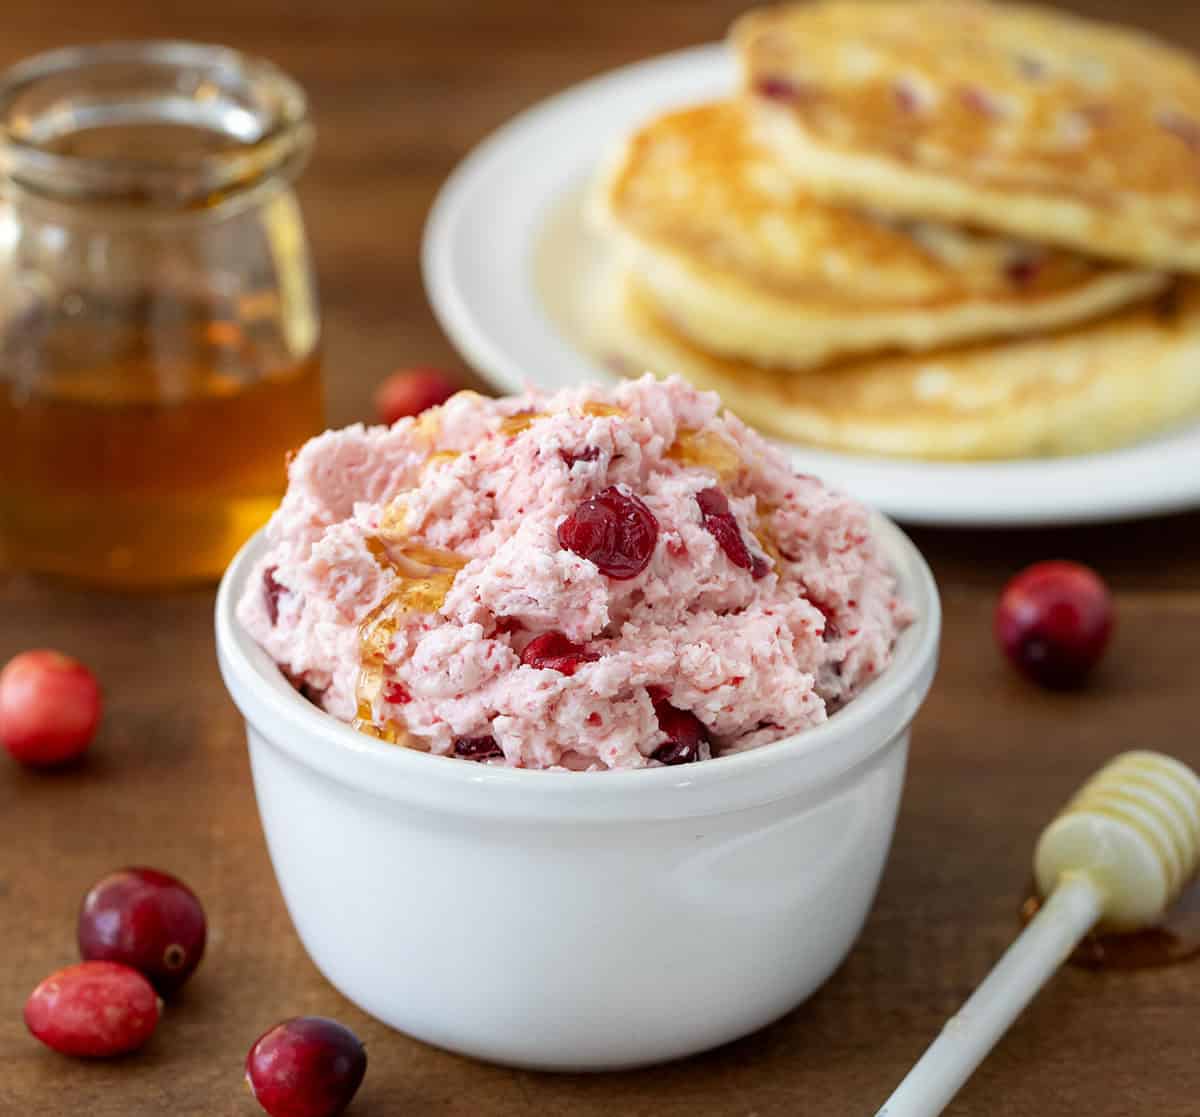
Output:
left=596, top=101, right=1164, bottom=370
left=592, top=268, right=1200, bottom=461
left=735, top=0, right=1200, bottom=270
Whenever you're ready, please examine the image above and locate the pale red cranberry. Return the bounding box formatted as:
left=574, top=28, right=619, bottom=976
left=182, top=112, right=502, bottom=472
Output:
left=25, top=961, right=160, bottom=1058
left=0, top=650, right=102, bottom=767
left=995, top=561, right=1113, bottom=689
left=374, top=366, right=458, bottom=424
left=246, top=1017, right=367, bottom=1117
left=520, top=633, right=599, bottom=676
left=78, top=868, right=207, bottom=996
left=558, top=486, right=658, bottom=579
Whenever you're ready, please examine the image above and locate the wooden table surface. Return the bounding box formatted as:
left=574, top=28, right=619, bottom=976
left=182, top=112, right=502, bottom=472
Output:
left=2, top=1, right=1199, bottom=1114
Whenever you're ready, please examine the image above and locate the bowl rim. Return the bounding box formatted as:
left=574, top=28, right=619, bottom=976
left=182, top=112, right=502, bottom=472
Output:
left=216, top=514, right=940, bottom=819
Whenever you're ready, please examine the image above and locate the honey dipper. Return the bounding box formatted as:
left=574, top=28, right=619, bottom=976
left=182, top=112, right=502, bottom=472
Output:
left=877, top=751, right=1200, bottom=1117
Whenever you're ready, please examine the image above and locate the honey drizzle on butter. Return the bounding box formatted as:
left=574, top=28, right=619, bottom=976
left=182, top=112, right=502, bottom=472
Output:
left=580, top=401, right=624, bottom=418
left=667, top=428, right=741, bottom=482
left=421, top=449, right=461, bottom=474
left=499, top=411, right=547, bottom=435
left=500, top=402, right=624, bottom=438
left=752, top=505, right=784, bottom=568
left=352, top=531, right=467, bottom=744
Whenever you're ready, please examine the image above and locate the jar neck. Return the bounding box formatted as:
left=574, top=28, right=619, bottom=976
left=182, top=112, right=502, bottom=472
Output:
left=0, top=41, right=312, bottom=214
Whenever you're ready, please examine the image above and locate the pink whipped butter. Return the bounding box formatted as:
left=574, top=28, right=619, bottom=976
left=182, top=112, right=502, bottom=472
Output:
left=238, top=375, right=911, bottom=769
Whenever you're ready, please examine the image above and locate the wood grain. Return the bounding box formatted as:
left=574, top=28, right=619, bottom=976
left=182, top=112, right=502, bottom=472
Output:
left=1, top=1, right=1198, bottom=1114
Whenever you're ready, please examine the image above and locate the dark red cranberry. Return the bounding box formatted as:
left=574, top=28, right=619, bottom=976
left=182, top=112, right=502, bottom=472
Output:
left=383, top=682, right=411, bottom=704
left=78, top=867, right=207, bottom=996
left=246, top=1017, right=366, bottom=1117
left=263, top=566, right=285, bottom=626
left=651, top=697, right=709, bottom=766
left=696, top=488, right=767, bottom=579
left=25, top=962, right=160, bottom=1058
left=560, top=447, right=600, bottom=468
left=558, top=486, right=658, bottom=579
left=995, top=560, right=1113, bottom=689
left=453, top=736, right=503, bottom=760
left=520, top=633, right=599, bottom=676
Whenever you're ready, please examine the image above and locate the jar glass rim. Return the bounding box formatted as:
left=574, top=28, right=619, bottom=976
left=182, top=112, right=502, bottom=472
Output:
left=0, top=40, right=312, bottom=209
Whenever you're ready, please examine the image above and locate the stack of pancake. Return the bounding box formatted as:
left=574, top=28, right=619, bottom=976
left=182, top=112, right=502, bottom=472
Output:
left=588, top=0, right=1200, bottom=460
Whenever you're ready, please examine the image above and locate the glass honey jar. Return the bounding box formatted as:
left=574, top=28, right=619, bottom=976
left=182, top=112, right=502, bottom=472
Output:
left=0, top=42, right=324, bottom=588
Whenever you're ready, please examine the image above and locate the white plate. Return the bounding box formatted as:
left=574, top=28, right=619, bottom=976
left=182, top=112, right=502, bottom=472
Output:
left=423, top=43, right=1200, bottom=527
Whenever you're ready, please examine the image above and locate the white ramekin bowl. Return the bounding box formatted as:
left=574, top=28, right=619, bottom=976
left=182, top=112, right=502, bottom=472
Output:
left=216, top=516, right=939, bottom=1071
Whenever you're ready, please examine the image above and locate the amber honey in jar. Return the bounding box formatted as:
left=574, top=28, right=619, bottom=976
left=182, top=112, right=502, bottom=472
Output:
left=0, top=43, right=324, bottom=587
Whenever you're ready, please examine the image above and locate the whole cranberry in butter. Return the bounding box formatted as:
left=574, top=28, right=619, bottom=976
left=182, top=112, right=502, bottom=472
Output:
left=558, top=486, right=658, bottom=580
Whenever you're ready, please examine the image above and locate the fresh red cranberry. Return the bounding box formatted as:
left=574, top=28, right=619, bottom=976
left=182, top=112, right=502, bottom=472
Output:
left=558, top=486, right=658, bottom=579
left=995, top=560, right=1113, bottom=689
left=0, top=650, right=102, bottom=767
left=453, top=736, right=503, bottom=760
left=374, top=366, right=458, bottom=425
left=560, top=446, right=600, bottom=468
left=246, top=1017, right=366, bottom=1117
left=651, top=698, right=709, bottom=766
left=25, top=961, right=160, bottom=1058
left=78, top=868, right=207, bottom=996
left=696, top=488, right=767, bottom=579
left=521, top=632, right=599, bottom=675
left=263, top=566, right=286, bottom=625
